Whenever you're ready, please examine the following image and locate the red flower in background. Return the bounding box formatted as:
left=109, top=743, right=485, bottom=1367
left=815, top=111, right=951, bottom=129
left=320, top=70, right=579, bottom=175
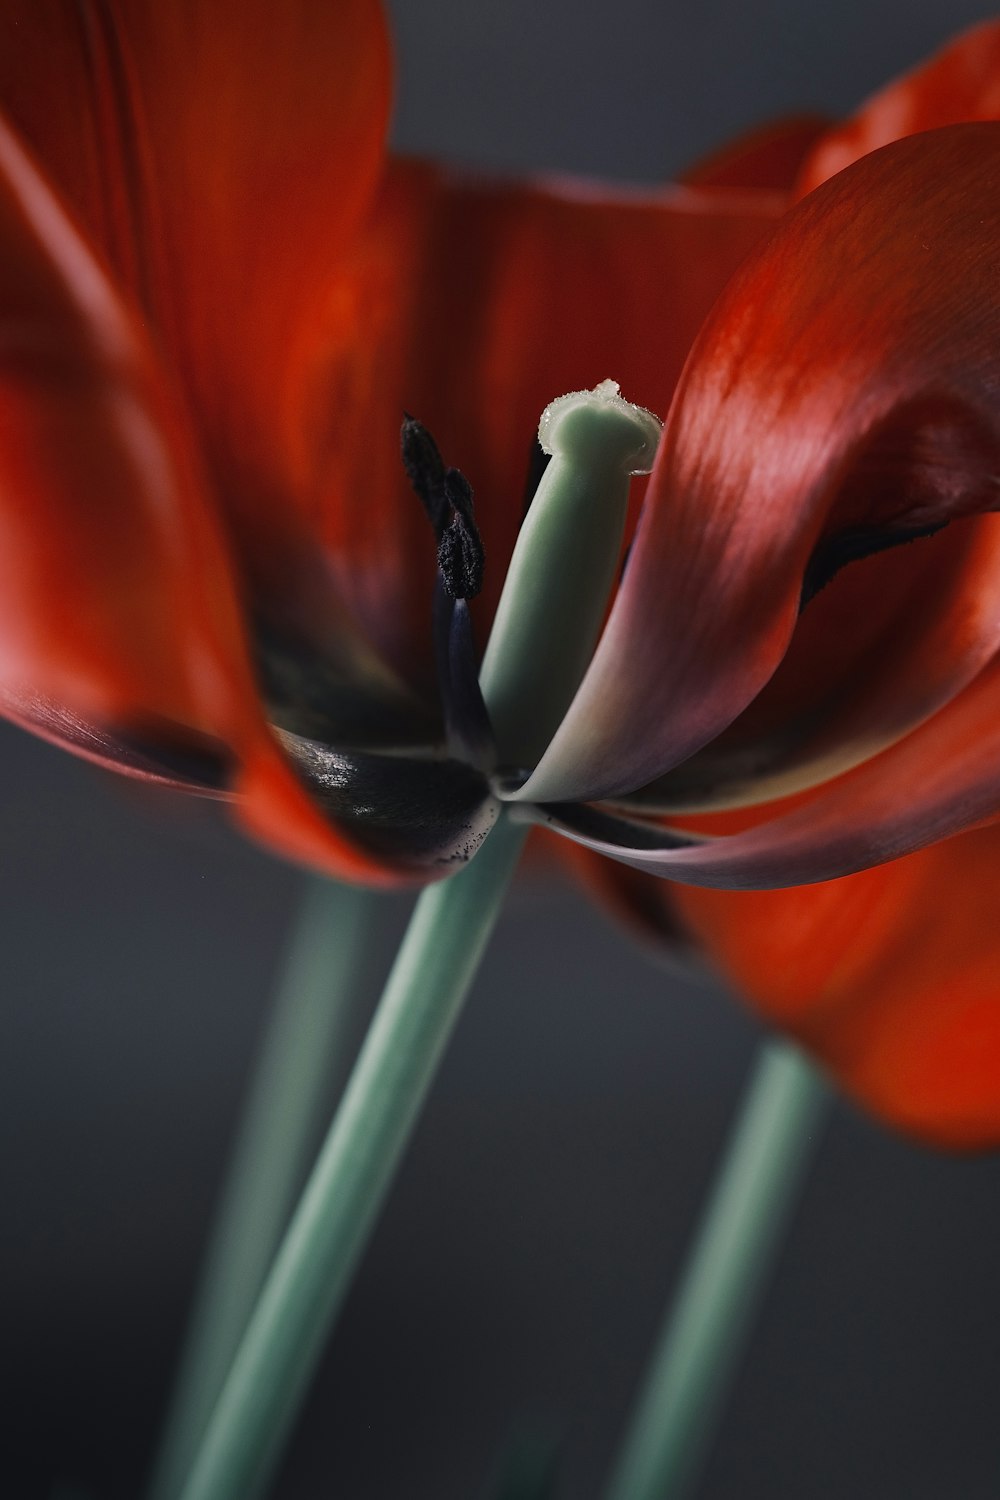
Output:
left=3, top=3, right=1000, bottom=1145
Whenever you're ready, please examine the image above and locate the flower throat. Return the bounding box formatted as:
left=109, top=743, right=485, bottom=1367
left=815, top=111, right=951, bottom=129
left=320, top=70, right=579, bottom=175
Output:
left=404, top=380, right=662, bottom=779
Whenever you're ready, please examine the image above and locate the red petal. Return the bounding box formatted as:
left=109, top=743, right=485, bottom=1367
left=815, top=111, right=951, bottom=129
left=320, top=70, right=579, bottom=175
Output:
left=0, top=0, right=392, bottom=577
left=673, top=827, right=1000, bottom=1149
left=304, top=158, right=789, bottom=684
left=0, top=112, right=411, bottom=887
left=619, top=515, right=1000, bottom=814
left=683, top=115, right=830, bottom=191
left=0, top=8, right=789, bottom=692
left=0, top=113, right=252, bottom=735
left=521, top=124, right=1000, bottom=805
left=798, top=19, right=1000, bottom=195
left=527, top=648, right=1000, bottom=889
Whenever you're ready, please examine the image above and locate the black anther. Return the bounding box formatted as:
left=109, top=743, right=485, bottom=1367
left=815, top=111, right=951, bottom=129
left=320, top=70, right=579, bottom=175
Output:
left=438, top=514, right=485, bottom=601
left=401, top=413, right=449, bottom=538
left=401, top=416, right=485, bottom=600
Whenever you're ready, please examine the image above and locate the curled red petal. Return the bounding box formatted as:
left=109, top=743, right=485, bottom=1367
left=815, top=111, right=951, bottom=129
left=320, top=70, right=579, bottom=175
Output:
left=666, top=648, right=1000, bottom=886
left=617, top=514, right=1000, bottom=815
left=520, top=124, right=1000, bottom=805
left=524, top=641, right=1000, bottom=888
left=673, top=827, right=1000, bottom=1150
left=798, top=18, right=1000, bottom=195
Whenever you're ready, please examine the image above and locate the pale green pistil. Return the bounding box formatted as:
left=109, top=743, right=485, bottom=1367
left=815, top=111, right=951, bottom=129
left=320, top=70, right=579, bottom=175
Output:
left=479, top=378, right=662, bottom=773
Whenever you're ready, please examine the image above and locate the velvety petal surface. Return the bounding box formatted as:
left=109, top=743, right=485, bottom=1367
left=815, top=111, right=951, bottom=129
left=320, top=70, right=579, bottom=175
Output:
left=797, top=18, right=1000, bottom=195
left=0, top=3, right=798, bottom=695
left=0, top=113, right=254, bottom=739
left=305, top=158, right=789, bottom=684
left=520, top=124, right=1000, bottom=806
left=0, top=111, right=458, bottom=887
left=672, top=826, right=1000, bottom=1149
left=0, top=0, right=392, bottom=601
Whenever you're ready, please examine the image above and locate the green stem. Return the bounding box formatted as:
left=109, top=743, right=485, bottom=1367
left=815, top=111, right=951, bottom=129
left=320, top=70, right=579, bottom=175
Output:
left=148, top=877, right=377, bottom=1500
left=175, top=813, right=526, bottom=1500
left=605, top=1040, right=830, bottom=1500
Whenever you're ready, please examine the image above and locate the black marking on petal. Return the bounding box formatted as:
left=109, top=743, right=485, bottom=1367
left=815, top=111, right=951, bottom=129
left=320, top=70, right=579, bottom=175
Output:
left=800, top=395, right=1000, bottom=608
left=276, top=728, right=500, bottom=870
left=800, top=520, right=949, bottom=609
left=112, top=730, right=233, bottom=792
left=532, top=799, right=702, bottom=852
left=10, top=694, right=233, bottom=793
left=256, top=618, right=438, bottom=748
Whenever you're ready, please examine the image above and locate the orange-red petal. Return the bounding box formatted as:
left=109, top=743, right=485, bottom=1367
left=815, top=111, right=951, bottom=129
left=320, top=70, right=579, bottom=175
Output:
left=0, top=112, right=252, bottom=737
left=0, top=0, right=392, bottom=573
left=521, top=124, right=1000, bottom=806
left=673, top=827, right=1000, bottom=1149
left=0, top=110, right=423, bottom=888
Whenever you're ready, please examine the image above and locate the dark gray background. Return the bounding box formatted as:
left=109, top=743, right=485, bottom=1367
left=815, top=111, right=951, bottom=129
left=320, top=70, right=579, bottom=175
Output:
left=5, top=3, right=1000, bottom=1498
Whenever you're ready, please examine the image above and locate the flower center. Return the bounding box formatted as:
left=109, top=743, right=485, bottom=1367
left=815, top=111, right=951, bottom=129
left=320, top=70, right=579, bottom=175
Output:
left=404, top=380, right=661, bottom=782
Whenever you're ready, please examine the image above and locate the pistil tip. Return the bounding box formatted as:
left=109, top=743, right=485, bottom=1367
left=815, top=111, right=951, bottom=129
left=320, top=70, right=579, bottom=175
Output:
left=538, top=379, right=661, bottom=475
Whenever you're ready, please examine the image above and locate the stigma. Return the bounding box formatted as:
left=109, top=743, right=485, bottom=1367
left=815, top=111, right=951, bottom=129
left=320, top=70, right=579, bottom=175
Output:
left=538, top=378, right=660, bottom=473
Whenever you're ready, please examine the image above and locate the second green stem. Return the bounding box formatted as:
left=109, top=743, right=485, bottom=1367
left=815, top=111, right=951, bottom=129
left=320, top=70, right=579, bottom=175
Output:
left=149, top=876, right=375, bottom=1500
left=606, top=1040, right=830, bottom=1500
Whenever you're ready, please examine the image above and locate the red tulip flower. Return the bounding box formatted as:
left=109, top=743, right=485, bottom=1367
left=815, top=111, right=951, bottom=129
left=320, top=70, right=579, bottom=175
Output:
left=3, top=4, right=1000, bottom=1146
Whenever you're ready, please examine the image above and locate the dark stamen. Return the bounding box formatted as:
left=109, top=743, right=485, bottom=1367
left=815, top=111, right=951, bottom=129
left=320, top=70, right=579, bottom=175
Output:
left=401, top=415, right=485, bottom=600
left=401, top=412, right=449, bottom=538
left=446, top=595, right=496, bottom=768
left=438, top=469, right=485, bottom=600
left=400, top=415, right=495, bottom=763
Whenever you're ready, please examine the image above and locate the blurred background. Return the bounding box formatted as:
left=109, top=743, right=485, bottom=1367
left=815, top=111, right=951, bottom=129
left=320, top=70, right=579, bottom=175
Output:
left=5, top=2, right=1000, bottom=1497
